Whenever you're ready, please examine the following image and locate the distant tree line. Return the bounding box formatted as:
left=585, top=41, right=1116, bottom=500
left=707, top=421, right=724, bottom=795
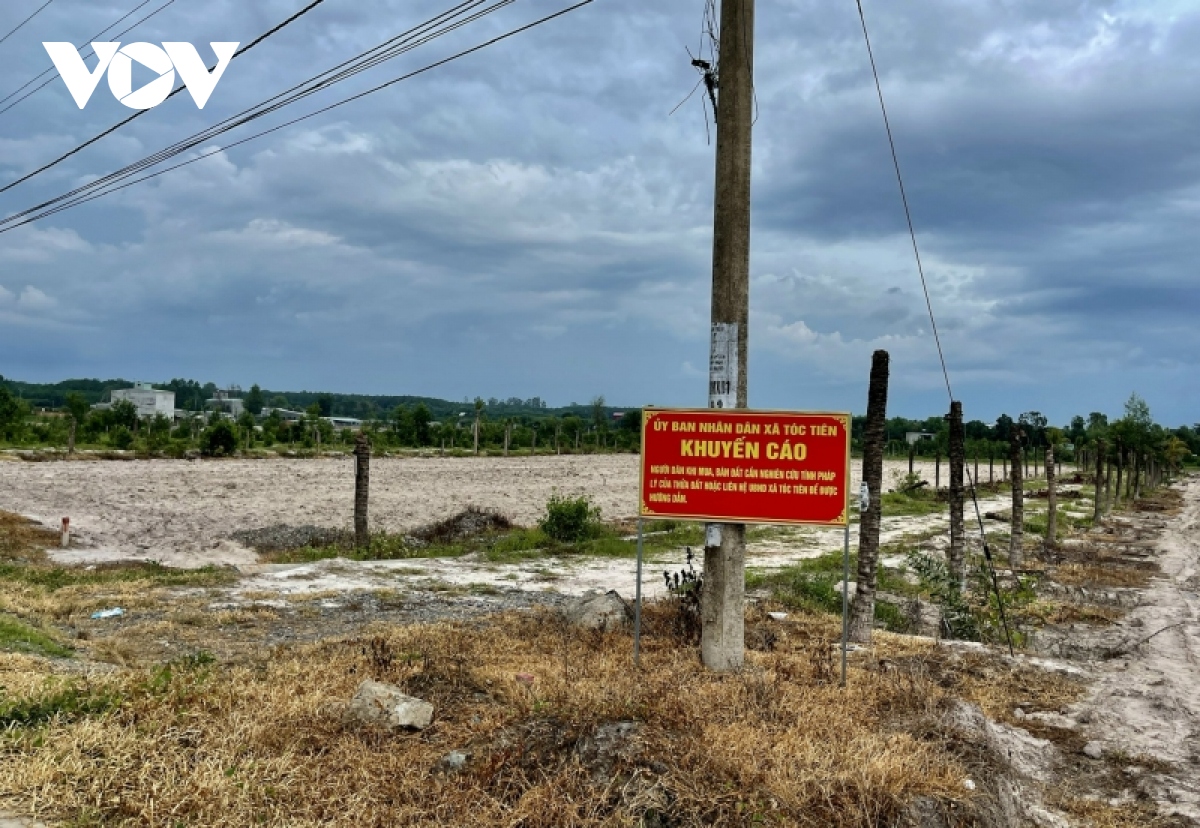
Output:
left=1, top=375, right=1197, bottom=468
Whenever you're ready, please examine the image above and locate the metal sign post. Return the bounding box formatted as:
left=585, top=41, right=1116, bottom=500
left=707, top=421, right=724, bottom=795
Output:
left=840, top=522, right=850, bottom=688
left=841, top=483, right=868, bottom=687
left=634, top=517, right=644, bottom=667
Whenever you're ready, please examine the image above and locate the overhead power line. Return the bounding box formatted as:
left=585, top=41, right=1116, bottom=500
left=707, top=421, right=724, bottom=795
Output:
left=0, top=0, right=500, bottom=210
left=0, top=0, right=323, bottom=189
left=0, top=0, right=56, bottom=49
left=853, top=0, right=1015, bottom=656
left=0, top=0, right=594, bottom=234
left=0, top=0, right=593, bottom=233
left=0, top=0, right=167, bottom=115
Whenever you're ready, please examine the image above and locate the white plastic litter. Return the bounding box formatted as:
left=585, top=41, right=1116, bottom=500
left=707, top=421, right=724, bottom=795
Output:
left=90, top=608, right=125, bottom=619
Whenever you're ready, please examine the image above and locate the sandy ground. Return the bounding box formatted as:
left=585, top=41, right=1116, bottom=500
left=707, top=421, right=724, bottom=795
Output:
left=0, top=455, right=1007, bottom=603
left=0, top=454, right=962, bottom=565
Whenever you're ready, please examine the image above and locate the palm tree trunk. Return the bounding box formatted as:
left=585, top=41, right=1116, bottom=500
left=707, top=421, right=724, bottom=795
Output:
left=1105, top=450, right=1115, bottom=515
left=1044, top=446, right=1056, bottom=554
left=1092, top=440, right=1105, bottom=525
left=1009, top=430, right=1025, bottom=569
left=353, top=432, right=370, bottom=550
left=948, top=401, right=966, bottom=589
left=849, top=351, right=889, bottom=644
left=1114, top=443, right=1125, bottom=507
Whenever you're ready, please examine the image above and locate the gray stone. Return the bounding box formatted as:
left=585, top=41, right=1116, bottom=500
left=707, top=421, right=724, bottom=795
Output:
left=1083, top=741, right=1104, bottom=760
left=443, top=750, right=468, bottom=770
left=346, top=679, right=433, bottom=730
left=563, top=590, right=631, bottom=632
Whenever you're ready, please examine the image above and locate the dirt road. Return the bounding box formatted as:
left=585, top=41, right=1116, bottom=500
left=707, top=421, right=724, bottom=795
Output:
left=1075, top=475, right=1200, bottom=821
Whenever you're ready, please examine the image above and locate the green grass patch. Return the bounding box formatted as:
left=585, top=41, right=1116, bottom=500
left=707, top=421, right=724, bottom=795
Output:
left=747, top=551, right=916, bottom=631
left=881, top=490, right=946, bottom=518
left=0, top=680, right=120, bottom=728
left=262, top=532, right=475, bottom=564
left=0, top=561, right=236, bottom=591
left=0, top=614, right=73, bottom=658
left=263, top=518, right=707, bottom=566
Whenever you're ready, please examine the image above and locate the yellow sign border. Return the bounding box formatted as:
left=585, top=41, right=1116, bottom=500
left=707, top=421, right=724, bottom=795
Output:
left=639, top=407, right=852, bottom=528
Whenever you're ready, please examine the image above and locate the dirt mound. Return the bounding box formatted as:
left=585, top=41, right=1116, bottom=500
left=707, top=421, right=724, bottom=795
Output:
left=410, top=506, right=514, bottom=546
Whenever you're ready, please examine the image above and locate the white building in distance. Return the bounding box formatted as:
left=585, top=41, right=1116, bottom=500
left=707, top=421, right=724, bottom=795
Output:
left=110, top=383, right=176, bottom=419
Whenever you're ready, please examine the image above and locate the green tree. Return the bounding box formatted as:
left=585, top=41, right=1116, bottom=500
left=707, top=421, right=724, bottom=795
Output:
left=201, top=420, right=238, bottom=457
left=316, top=394, right=333, bottom=417
left=412, top=403, right=432, bottom=447
left=110, top=399, right=139, bottom=431
left=64, top=392, right=91, bottom=428
left=244, top=384, right=265, bottom=417
left=392, top=405, right=414, bottom=445
left=473, top=397, right=485, bottom=454
left=0, top=377, right=29, bottom=441
left=591, top=395, right=607, bottom=448
left=1067, top=415, right=1086, bottom=446
left=108, top=425, right=134, bottom=450
left=144, top=413, right=172, bottom=452
left=237, top=411, right=258, bottom=448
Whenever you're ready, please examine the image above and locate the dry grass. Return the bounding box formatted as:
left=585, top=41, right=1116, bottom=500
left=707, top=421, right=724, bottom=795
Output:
left=0, top=510, right=56, bottom=565
left=0, top=604, right=1023, bottom=828
left=1030, top=602, right=1125, bottom=627
left=1052, top=796, right=1190, bottom=828
left=1051, top=560, right=1157, bottom=590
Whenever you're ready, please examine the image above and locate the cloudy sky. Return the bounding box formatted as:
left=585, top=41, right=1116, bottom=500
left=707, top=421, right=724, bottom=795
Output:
left=1, top=0, right=1197, bottom=425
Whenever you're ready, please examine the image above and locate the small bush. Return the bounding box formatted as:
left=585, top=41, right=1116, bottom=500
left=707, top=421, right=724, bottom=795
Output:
left=200, top=420, right=238, bottom=457
left=108, top=425, right=134, bottom=450
left=539, top=494, right=600, bottom=544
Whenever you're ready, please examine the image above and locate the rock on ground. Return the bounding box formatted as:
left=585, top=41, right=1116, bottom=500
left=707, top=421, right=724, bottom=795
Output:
left=563, top=590, right=631, bottom=631
left=346, top=680, right=433, bottom=730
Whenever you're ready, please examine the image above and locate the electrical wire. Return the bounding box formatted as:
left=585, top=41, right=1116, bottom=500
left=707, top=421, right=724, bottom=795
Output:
left=0, top=0, right=505, bottom=219
left=0, top=0, right=55, bottom=49
left=853, top=0, right=1015, bottom=655
left=0, top=0, right=321, bottom=192
left=0, top=0, right=170, bottom=116
left=0, top=0, right=595, bottom=234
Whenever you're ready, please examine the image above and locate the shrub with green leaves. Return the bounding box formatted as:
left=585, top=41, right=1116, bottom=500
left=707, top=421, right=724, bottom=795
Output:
left=906, top=550, right=1038, bottom=646
left=538, top=494, right=600, bottom=544
left=108, top=425, right=134, bottom=450
left=200, top=419, right=238, bottom=457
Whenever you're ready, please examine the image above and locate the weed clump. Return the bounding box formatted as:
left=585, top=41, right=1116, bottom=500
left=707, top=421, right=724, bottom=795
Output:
left=539, top=494, right=601, bottom=544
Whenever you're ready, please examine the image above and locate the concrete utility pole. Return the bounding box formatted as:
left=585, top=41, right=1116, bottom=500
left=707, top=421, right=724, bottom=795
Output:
left=701, top=0, right=755, bottom=672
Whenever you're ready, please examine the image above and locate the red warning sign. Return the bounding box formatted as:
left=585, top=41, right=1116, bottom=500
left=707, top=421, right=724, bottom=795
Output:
left=640, top=408, right=851, bottom=527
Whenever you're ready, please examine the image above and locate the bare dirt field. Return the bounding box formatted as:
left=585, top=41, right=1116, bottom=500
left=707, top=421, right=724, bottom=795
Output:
left=0, top=455, right=1002, bottom=603
left=0, top=454, right=968, bottom=567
